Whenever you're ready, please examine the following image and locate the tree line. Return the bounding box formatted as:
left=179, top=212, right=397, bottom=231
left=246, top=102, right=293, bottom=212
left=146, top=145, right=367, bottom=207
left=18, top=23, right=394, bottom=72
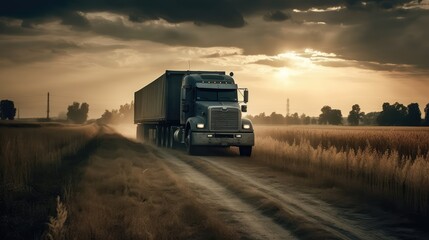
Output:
left=246, top=102, right=429, bottom=126
left=98, top=102, right=134, bottom=124
left=65, top=101, right=134, bottom=124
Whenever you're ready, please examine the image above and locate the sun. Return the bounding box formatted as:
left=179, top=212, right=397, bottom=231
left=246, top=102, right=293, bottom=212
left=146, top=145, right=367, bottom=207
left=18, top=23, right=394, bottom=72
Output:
left=276, top=68, right=291, bottom=81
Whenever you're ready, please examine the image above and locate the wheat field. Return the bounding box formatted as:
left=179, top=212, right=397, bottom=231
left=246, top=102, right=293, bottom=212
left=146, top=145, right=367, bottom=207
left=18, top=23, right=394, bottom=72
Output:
left=0, top=122, right=99, bottom=239
left=252, top=125, right=429, bottom=216
left=0, top=123, right=99, bottom=192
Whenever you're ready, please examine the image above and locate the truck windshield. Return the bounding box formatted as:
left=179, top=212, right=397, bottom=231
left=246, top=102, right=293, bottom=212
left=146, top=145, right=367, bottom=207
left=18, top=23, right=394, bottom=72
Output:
left=196, top=89, right=238, bottom=102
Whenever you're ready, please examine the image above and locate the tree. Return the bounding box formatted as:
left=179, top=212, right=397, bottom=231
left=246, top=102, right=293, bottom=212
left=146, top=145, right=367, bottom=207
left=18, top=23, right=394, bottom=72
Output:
left=405, top=103, right=421, bottom=126
left=424, top=103, right=429, bottom=126
left=377, top=102, right=407, bottom=126
left=270, top=112, right=284, bottom=124
left=67, top=102, right=89, bottom=123
left=328, top=109, right=343, bottom=125
left=362, top=112, right=380, bottom=125
left=300, top=114, right=311, bottom=125
left=319, top=106, right=331, bottom=124
left=319, top=106, right=342, bottom=125
left=347, top=104, right=364, bottom=126
left=118, top=101, right=134, bottom=122
left=310, top=117, right=318, bottom=125
left=253, top=112, right=268, bottom=124
left=99, top=110, right=113, bottom=124
left=0, top=100, right=16, bottom=120
left=287, top=112, right=300, bottom=125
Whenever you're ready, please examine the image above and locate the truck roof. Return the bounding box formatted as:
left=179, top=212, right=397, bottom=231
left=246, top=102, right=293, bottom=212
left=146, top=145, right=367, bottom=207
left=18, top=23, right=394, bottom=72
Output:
left=165, top=70, right=225, bottom=75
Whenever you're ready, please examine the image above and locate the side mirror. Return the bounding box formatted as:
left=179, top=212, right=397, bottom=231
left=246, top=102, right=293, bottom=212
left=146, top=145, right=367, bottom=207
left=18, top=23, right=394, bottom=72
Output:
left=243, top=89, right=249, bottom=103
left=241, top=105, right=247, bottom=113
left=182, top=103, right=189, bottom=113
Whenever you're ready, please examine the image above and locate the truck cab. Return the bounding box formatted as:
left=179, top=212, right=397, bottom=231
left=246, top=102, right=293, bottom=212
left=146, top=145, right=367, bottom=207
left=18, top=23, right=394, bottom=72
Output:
left=180, top=73, right=254, bottom=156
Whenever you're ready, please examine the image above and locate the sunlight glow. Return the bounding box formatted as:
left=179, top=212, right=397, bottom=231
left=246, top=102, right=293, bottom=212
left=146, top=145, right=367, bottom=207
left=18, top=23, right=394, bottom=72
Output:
left=276, top=68, right=292, bottom=80
left=293, top=6, right=344, bottom=13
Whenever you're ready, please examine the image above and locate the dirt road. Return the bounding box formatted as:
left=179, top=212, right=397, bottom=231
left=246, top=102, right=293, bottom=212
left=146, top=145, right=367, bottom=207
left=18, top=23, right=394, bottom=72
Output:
left=150, top=145, right=428, bottom=240
left=64, top=128, right=427, bottom=240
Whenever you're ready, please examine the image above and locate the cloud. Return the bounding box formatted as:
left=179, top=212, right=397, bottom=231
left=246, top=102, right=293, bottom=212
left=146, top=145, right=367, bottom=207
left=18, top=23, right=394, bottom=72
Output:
left=252, top=59, right=293, bottom=68
left=263, top=11, right=290, bottom=22
left=0, top=0, right=245, bottom=28
left=0, top=1, right=422, bottom=29
left=1, top=0, right=428, bottom=74
left=0, top=38, right=126, bottom=66
left=202, top=52, right=240, bottom=58
left=60, top=11, right=90, bottom=29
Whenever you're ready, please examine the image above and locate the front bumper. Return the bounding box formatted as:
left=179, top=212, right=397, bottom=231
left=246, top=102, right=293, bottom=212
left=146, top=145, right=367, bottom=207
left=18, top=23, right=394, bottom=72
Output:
left=191, top=132, right=254, bottom=147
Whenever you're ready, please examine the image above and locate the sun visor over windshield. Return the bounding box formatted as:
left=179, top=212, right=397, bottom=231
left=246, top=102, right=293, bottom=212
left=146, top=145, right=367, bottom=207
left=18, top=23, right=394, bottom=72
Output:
left=195, top=83, right=237, bottom=89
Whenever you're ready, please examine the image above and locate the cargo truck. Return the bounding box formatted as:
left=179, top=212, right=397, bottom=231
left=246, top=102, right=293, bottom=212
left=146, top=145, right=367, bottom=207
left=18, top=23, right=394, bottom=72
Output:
left=134, top=70, right=254, bottom=156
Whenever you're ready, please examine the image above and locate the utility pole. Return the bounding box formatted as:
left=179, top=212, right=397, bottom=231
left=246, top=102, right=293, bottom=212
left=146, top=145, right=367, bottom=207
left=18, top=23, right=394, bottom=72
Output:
left=286, top=98, right=290, bottom=117
left=47, top=92, right=50, bottom=120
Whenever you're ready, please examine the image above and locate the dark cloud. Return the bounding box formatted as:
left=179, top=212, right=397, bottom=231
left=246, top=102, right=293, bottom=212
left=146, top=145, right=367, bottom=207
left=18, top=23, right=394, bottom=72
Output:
left=0, top=39, right=126, bottom=66
left=60, top=11, right=90, bottom=29
left=332, top=8, right=429, bottom=71
left=202, top=52, right=240, bottom=58
left=263, top=11, right=290, bottom=22
left=89, top=17, right=196, bottom=45
left=0, top=0, right=428, bottom=73
left=0, top=0, right=421, bottom=29
left=0, top=0, right=245, bottom=28
left=345, top=0, right=423, bottom=10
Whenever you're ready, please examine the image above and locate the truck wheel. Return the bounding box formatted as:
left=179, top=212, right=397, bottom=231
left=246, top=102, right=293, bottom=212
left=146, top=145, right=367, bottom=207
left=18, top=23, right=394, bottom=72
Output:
left=169, top=127, right=174, bottom=148
left=155, top=126, right=160, bottom=146
left=143, top=124, right=149, bottom=142
left=186, top=129, right=196, bottom=155
left=136, top=125, right=142, bottom=142
left=239, top=146, right=252, bottom=157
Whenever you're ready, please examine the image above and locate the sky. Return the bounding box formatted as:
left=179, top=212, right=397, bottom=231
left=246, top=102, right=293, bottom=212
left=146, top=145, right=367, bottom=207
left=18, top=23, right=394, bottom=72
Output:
left=1, top=0, right=428, bottom=119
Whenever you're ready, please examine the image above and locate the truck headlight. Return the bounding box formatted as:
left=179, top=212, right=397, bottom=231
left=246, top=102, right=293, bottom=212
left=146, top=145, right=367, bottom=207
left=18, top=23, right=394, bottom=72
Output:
left=242, top=124, right=250, bottom=129
left=197, top=123, right=205, bottom=129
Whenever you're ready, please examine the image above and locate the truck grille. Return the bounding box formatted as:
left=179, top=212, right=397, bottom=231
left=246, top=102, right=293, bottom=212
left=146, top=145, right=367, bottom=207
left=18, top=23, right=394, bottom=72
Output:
left=210, top=108, right=239, bottom=131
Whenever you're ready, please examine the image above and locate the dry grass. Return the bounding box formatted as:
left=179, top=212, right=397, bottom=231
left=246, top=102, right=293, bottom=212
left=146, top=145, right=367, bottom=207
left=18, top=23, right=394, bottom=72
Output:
left=64, top=133, right=238, bottom=240
left=0, top=123, right=99, bottom=192
left=0, top=123, right=99, bottom=239
left=45, top=196, right=68, bottom=240
left=252, top=125, right=429, bottom=216
left=257, top=125, right=429, bottom=158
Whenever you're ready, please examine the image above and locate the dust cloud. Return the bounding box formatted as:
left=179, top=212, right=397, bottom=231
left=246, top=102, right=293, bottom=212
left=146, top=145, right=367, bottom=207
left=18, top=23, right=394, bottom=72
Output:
left=109, top=123, right=137, bottom=139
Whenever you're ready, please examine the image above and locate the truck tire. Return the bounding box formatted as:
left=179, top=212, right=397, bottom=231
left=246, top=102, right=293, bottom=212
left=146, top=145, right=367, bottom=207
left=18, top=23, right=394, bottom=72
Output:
left=239, top=146, right=252, bottom=157
left=143, top=124, right=150, bottom=142
left=162, top=126, right=168, bottom=148
left=136, top=125, right=142, bottom=141
left=168, top=126, right=174, bottom=148
left=156, top=126, right=161, bottom=147
left=186, top=128, right=196, bottom=155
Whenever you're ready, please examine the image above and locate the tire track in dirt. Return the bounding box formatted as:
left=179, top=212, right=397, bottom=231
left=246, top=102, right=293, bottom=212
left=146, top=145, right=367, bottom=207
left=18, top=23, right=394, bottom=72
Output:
left=197, top=156, right=397, bottom=240
left=152, top=148, right=296, bottom=240
left=155, top=147, right=403, bottom=240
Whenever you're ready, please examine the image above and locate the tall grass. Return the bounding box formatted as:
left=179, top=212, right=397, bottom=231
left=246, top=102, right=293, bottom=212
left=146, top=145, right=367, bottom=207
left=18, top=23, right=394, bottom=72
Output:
left=0, top=123, right=99, bottom=239
left=257, top=125, right=429, bottom=158
left=253, top=125, right=429, bottom=216
left=0, top=123, right=99, bottom=192
left=64, top=133, right=238, bottom=239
